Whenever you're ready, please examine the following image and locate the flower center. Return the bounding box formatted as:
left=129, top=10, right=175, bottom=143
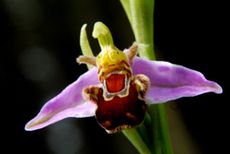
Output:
left=106, top=74, right=126, bottom=93
left=102, top=71, right=131, bottom=101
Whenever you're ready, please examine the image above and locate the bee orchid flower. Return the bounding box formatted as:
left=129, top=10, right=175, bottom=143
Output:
left=25, top=22, right=222, bottom=133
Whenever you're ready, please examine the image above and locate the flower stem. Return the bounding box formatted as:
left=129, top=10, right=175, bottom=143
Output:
left=157, top=105, right=174, bottom=154
left=148, top=105, right=174, bottom=154
left=123, top=129, right=152, bottom=154
left=120, top=0, right=132, bottom=26
left=126, top=0, right=155, bottom=60
left=120, top=0, right=174, bottom=154
left=147, top=105, right=161, bottom=154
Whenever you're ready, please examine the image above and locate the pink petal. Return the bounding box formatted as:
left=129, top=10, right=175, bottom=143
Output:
left=25, top=68, right=99, bottom=131
left=132, top=57, right=222, bottom=103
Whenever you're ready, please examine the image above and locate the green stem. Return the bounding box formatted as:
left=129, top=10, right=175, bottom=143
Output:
left=147, top=105, right=173, bottom=154
left=129, top=0, right=155, bottom=59
left=157, top=105, right=174, bottom=154
left=147, top=105, right=162, bottom=154
left=123, top=129, right=152, bottom=154
left=120, top=0, right=132, bottom=26
left=120, top=0, right=174, bottom=154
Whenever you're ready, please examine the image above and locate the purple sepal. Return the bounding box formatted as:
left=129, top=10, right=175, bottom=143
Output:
left=25, top=68, right=99, bottom=131
left=132, top=57, right=222, bottom=103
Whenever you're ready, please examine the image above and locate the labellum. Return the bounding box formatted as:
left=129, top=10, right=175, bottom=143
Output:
left=83, top=44, right=150, bottom=133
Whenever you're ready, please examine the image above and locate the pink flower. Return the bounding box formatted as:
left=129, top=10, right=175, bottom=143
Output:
left=25, top=23, right=222, bottom=133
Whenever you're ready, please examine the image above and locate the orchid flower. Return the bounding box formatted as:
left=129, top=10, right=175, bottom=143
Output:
left=25, top=22, right=222, bottom=134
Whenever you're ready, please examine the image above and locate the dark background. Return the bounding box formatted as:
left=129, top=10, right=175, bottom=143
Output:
left=1, top=0, right=228, bottom=154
